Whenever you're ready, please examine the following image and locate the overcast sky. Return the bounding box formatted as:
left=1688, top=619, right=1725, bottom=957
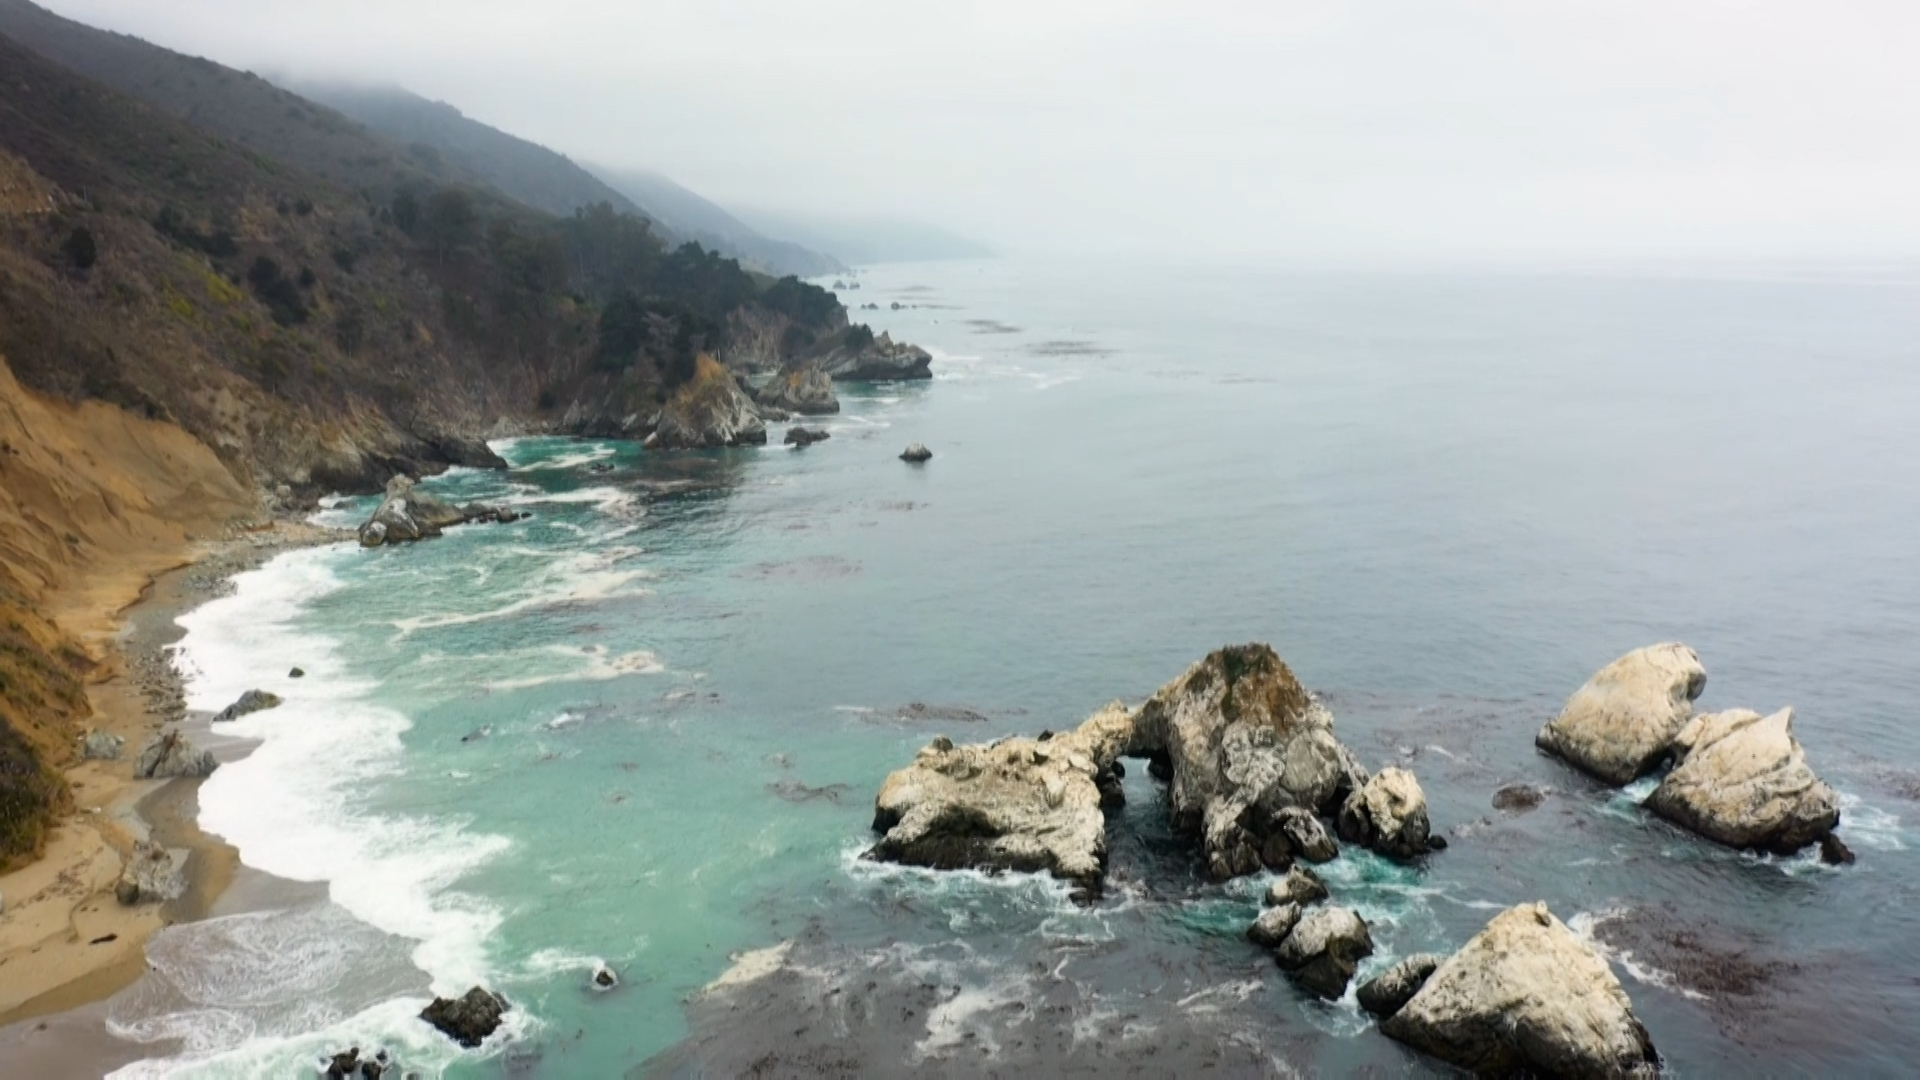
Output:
left=39, top=0, right=1920, bottom=263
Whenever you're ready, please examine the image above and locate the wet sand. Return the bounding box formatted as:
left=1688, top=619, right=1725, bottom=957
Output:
left=0, top=519, right=347, bottom=1071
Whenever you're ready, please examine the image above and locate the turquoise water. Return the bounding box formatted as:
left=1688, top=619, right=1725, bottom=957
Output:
left=118, top=258, right=1920, bottom=1075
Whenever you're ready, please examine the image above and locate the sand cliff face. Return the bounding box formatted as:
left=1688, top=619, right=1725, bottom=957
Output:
left=0, top=352, right=252, bottom=867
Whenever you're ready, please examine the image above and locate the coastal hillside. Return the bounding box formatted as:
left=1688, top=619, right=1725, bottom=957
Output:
left=0, top=27, right=855, bottom=495
left=0, top=353, right=251, bottom=867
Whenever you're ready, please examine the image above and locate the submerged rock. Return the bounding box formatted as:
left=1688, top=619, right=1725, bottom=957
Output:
left=133, top=731, right=216, bottom=779
left=1131, top=645, right=1365, bottom=880
left=1537, top=643, right=1706, bottom=785
left=81, top=730, right=124, bottom=760
left=591, top=963, right=619, bottom=990
left=1247, top=902, right=1302, bottom=948
left=420, top=986, right=510, bottom=1048
left=899, top=442, right=933, bottom=462
left=1644, top=707, right=1841, bottom=855
left=1491, top=782, right=1548, bottom=812
left=1358, top=953, right=1442, bottom=1017
left=644, top=355, right=768, bottom=450
left=1382, top=902, right=1658, bottom=1078
left=757, top=365, right=841, bottom=415
left=867, top=704, right=1137, bottom=886
left=1273, top=905, right=1373, bottom=999
left=358, top=475, right=512, bottom=548
left=212, top=689, right=282, bottom=722
left=784, top=426, right=831, bottom=448
left=1337, top=766, right=1433, bottom=860
left=1264, top=866, right=1328, bottom=908
left=115, top=840, right=186, bottom=905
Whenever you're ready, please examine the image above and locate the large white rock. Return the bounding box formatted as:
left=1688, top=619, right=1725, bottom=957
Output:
left=867, top=704, right=1136, bottom=888
left=1337, top=766, right=1433, bottom=860
left=1132, top=644, right=1367, bottom=880
left=1644, top=707, right=1840, bottom=855
left=1537, top=644, right=1706, bottom=785
left=1382, top=902, right=1658, bottom=1078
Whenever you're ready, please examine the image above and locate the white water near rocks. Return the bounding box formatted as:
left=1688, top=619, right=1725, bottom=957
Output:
left=109, top=256, right=1920, bottom=1076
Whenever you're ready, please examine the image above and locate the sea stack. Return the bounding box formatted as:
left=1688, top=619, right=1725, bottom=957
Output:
left=1536, top=643, right=1706, bottom=785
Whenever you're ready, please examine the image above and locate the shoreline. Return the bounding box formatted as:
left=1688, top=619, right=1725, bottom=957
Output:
left=0, top=518, right=348, bottom=1055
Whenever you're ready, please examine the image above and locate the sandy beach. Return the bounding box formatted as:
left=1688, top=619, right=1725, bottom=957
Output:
left=0, top=518, right=346, bottom=1067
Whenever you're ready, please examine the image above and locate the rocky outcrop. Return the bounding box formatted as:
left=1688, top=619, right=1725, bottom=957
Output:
left=644, top=355, right=768, bottom=450
left=815, top=330, right=933, bottom=381
left=1337, top=767, right=1433, bottom=860
left=1272, top=905, right=1374, bottom=998
left=212, top=689, right=282, bottom=722
left=358, top=475, right=518, bottom=548
left=1537, top=644, right=1706, bottom=785
left=323, top=1046, right=393, bottom=1079
left=757, top=366, right=840, bottom=415
left=133, top=731, right=217, bottom=779
left=866, top=644, right=1406, bottom=892
left=1265, top=866, right=1328, bottom=908
left=867, top=704, right=1135, bottom=891
left=420, top=986, right=510, bottom=1048
left=1644, top=707, right=1840, bottom=855
left=785, top=427, right=830, bottom=448
left=900, top=443, right=932, bottom=462
left=1358, top=953, right=1441, bottom=1017
left=1248, top=902, right=1302, bottom=947
left=1381, top=902, right=1658, bottom=1078
left=115, top=839, right=186, bottom=904
left=1131, top=645, right=1366, bottom=880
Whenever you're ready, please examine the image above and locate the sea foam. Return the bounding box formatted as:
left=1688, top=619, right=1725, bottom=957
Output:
left=133, top=545, right=513, bottom=1074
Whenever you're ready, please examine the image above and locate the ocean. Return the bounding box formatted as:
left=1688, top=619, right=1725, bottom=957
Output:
left=110, top=256, right=1920, bottom=1075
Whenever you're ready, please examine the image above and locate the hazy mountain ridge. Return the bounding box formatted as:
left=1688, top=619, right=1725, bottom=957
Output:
left=588, top=163, right=845, bottom=277
left=285, top=80, right=650, bottom=222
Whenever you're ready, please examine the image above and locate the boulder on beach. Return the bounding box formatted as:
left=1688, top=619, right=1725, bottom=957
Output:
left=358, top=475, right=515, bottom=548
left=81, top=730, right=124, bottom=760
left=1381, top=902, right=1658, bottom=1078
left=1130, top=644, right=1367, bottom=880
left=867, top=704, right=1137, bottom=891
left=1337, top=766, right=1434, bottom=860
left=1358, top=953, right=1442, bottom=1017
left=212, top=688, right=282, bottom=722
left=757, top=365, right=841, bottom=415
left=644, top=355, right=768, bottom=450
left=420, top=986, right=510, bottom=1048
left=1644, top=707, right=1841, bottom=856
left=115, top=839, right=186, bottom=905
left=1272, top=904, right=1374, bottom=999
left=1264, top=865, right=1328, bottom=908
left=133, top=731, right=217, bottom=779
left=1537, top=643, right=1706, bottom=785
left=900, top=442, right=932, bottom=462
